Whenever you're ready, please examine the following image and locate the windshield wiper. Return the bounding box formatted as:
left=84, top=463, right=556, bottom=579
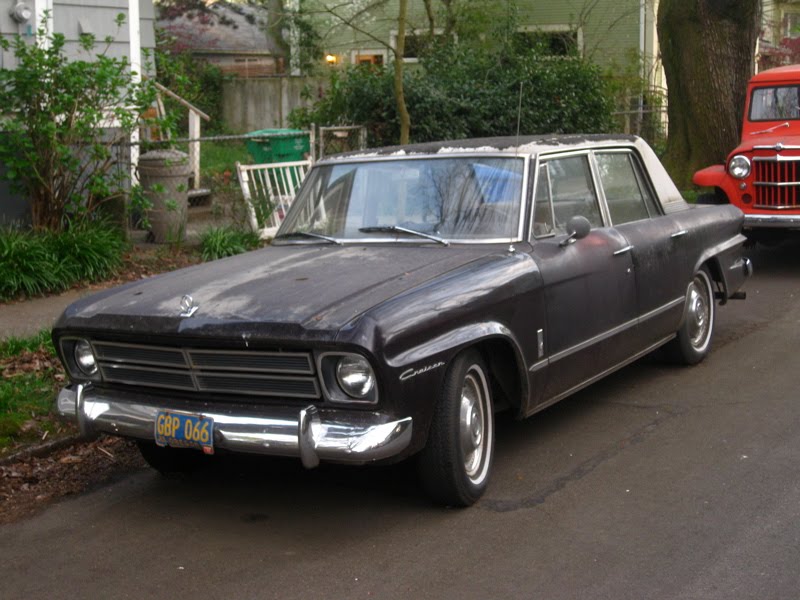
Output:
left=273, top=231, right=342, bottom=245
left=751, top=121, right=790, bottom=135
left=358, top=225, right=449, bottom=246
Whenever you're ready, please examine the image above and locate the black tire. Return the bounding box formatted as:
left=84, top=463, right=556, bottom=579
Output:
left=136, top=440, right=210, bottom=475
left=418, top=349, right=495, bottom=507
left=696, top=192, right=725, bottom=205
left=664, top=267, right=715, bottom=365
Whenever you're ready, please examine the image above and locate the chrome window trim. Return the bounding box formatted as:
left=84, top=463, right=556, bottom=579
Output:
left=287, top=153, right=530, bottom=244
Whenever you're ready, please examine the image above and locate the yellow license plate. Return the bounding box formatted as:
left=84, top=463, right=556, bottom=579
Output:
left=154, top=411, right=214, bottom=455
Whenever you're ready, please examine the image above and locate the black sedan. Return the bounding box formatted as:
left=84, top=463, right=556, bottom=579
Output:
left=54, top=135, right=751, bottom=506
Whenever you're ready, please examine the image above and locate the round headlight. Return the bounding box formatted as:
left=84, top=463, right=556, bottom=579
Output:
left=336, top=355, right=375, bottom=398
left=728, top=155, right=751, bottom=179
left=74, top=340, right=97, bottom=376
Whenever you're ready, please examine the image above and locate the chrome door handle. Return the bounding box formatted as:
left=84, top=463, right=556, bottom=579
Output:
left=671, top=229, right=688, bottom=238
left=613, top=245, right=633, bottom=256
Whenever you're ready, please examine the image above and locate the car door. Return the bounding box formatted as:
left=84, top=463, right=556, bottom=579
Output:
left=530, top=153, right=639, bottom=406
left=593, top=150, right=692, bottom=347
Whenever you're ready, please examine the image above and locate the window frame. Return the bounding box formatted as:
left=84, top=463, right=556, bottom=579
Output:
left=528, top=146, right=663, bottom=240
left=515, top=24, right=584, bottom=57
left=350, top=48, right=389, bottom=66
left=592, top=149, right=662, bottom=225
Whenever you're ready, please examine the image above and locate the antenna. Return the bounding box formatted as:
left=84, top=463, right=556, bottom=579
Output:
left=515, top=81, right=523, bottom=154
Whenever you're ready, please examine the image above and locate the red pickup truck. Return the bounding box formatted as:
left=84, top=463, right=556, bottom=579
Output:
left=694, top=65, right=800, bottom=233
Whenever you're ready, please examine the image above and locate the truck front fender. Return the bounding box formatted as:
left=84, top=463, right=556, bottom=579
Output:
left=692, top=164, right=727, bottom=188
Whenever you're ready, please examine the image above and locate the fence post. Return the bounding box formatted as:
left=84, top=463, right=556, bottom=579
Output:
left=188, top=111, right=201, bottom=190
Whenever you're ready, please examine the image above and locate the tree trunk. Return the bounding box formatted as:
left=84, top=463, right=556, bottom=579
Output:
left=658, top=0, right=760, bottom=188
left=395, top=0, right=410, bottom=144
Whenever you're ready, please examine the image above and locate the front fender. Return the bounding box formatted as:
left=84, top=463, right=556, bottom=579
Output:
left=692, top=164, right=727, bottom=188
left=387, top=321, right=530, bottom=418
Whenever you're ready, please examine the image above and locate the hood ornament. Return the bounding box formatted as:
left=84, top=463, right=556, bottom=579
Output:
left=179, top=294, right=199, bottom=317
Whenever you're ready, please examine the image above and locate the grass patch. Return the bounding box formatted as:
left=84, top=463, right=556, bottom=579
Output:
left=0, top=331, right=65, bottom=451
left=200, top=225, right=261, bottom=261
left=0, top=221, right=127, bottom=301
left=202, top=140, right=252, bottom=175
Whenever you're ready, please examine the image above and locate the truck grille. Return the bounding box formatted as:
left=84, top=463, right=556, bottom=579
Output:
left=753, top=157, right=800, bottom=209
left=91, top=341, right=320, bottom=400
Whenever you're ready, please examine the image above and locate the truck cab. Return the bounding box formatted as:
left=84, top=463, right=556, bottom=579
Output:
left=693, top=65, right=800, bottom=233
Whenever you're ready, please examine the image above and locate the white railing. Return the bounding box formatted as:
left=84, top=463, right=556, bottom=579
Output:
left=236, top=160, right=311, bottom=238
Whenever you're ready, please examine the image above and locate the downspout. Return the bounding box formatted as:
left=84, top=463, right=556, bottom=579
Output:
left=638, top=0, right=647, bottom=132
left=129, top=0, right=141, bottom=186
left=31, top=0, right=54, bottom=44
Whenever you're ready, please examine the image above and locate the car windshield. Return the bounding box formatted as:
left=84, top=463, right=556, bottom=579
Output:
left=750, top=85, right=800, bottom=121
left=277, top=156, right=525, bottom=243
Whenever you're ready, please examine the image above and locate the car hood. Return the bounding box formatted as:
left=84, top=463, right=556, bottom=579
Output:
left=731, top=131, right=800, bottom=155
left=57, top=244, right=502, bottom=337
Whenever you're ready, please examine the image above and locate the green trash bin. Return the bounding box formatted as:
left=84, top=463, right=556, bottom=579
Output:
left=245, top=129, right=311, bottom=163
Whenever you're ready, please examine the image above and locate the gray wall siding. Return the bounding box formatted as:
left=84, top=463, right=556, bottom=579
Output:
left=0, top=0, right=155, bottom=226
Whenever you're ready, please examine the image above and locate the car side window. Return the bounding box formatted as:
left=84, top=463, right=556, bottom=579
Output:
left=544, top=155, right=603, bottom=233
left=595, top=152, right=658, bottom=224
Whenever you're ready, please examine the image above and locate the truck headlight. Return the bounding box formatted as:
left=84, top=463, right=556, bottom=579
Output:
left=336, top=355, right=375, bottom=399
left=74, top=340, right=98, bottom=376
left=728, top=155, right=751, bottom=179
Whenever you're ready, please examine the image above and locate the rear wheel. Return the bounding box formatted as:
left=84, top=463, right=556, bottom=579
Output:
left=665, top=267, right=715, bottom=365
left=418, top=349, right=494, bottom=507
left=137, top=440, right=210, bottom=475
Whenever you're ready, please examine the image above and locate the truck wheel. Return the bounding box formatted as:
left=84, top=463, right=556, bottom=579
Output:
left=137, top=440, right=209, bottom=475
left=418, top=349, right=494, bottom=507
left=665, top=267, right=715, bottom=365
left=696, top=192, right=725, bottom=205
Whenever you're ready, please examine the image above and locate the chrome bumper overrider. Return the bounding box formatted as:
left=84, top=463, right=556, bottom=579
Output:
left=56, top=384, right=412, bottom=468
left=743, top=214, right=800, bottom=229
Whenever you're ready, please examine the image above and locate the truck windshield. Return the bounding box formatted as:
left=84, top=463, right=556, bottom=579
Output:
left=750, top=85, right=800, bottom=121
left=277, top=156, right=525, bottom=243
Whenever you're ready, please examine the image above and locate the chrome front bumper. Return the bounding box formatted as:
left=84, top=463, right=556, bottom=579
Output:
left=56, top=384, right=413, bottom=468
left=743, top=213, right=800, bottom=229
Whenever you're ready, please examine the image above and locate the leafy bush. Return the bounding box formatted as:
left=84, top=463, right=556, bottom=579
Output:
left=155, top=29, right=227, bottom=135
left=0, top=222, right=126, bottom=300
left=290, top=41, right=613, bottom=147
left=0, top=15, right=157, bottom=232
left=200, top=226, right=261, bottom=261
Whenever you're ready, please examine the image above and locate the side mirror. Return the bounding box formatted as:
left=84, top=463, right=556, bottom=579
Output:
left=560, top=215, right=592, bottom=247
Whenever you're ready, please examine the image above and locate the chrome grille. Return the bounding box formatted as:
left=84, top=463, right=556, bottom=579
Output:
left=753, top=157, right=800, bottom=209
left=91, top=341, right=320, bottom=400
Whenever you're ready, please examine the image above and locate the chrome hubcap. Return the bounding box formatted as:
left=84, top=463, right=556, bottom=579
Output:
left=686, top=276, right=710, bottom=349
left=459, top=370, right=486, bottom=480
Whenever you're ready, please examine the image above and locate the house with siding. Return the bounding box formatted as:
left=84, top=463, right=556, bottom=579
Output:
left=0, top=0, right=155, bottom=225
left=760, top=0, right=800, bottom=68
left=308, top=0, right=663, bottom=92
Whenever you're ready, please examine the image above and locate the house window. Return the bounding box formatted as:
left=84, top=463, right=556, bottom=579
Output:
left=351, top=49, right=387, bottom=66
left=515, top=26, right=581, bottom=57
left=390, top=29, right=446, bottom=63
left=783, top=10, right=800, bottom=38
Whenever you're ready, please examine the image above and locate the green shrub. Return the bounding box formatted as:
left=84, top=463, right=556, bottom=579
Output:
left=0, top=15, right=157, bottom=232
left=0, top=221, right=126, bottom=301
left=200, top=226, right=261, bottom=261
left=290, top=42, right=613, bottom=147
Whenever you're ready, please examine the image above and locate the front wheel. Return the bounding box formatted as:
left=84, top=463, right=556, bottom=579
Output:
left=418, top=350, right=495, bottom=507
left=665, top=267, right=715, bottom=365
